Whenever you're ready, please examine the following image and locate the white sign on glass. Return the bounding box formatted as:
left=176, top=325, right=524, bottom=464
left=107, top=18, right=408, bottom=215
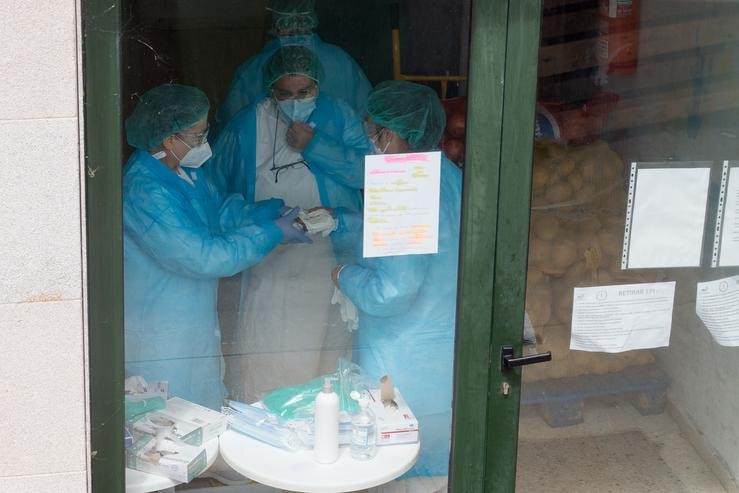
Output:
left=621, top=162, right=711, bottom=269
left=711, top=161, right=739, bottom=267
left=570, top=281, right=676, bottom=352
left=363, top=151, right=441, bottom=258
left=696, top=276, right=739, bottom=346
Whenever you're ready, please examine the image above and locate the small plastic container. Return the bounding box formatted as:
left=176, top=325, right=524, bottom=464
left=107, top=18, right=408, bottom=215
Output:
left=349, top=390, right=377, bottom=461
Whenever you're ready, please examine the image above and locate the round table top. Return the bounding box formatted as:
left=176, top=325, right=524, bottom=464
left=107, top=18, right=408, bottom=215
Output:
left=219, top=429, right=419, bottom=493
left=125, top=437, right=219, bottom=493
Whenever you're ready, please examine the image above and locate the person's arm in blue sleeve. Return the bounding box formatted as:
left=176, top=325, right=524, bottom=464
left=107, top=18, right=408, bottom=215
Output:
left=338, top=255, right=429, bottom=317
left=349, top=60, right=372, bottom=116
left=125, top=185, right=282, bottom=279
left=303, top=101, right=371, bottom=190
left=218, top=195, right=284, bottom=230
left=332, top=207, right=363, bottom=236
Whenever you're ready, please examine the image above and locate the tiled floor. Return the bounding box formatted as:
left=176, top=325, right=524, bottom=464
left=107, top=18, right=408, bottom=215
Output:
left=517, top=397, right=731, bottom=492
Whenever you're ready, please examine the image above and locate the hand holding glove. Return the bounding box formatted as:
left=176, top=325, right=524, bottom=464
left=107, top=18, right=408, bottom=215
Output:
left=275, top=207, right=313, bottom=244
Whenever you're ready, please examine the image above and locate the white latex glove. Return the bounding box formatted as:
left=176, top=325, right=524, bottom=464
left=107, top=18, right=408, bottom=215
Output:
left=298, top=208, right=338, bottom=237
left=124, top=375, right=149, bottom=394
left=331, top=287, right=359, bottom=332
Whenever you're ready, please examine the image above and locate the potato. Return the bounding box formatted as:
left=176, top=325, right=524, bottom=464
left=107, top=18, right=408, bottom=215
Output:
left=545, top=180, right=574, bottom=204
left=531, top=214, right=560, bottom=241
left=551, top=238, right=579, bottom=270
left=580, top=159, right=599, bottom=181
left=564, top=260, right=588, bottom=286
left=579, top=216, right=602, bottom=234
left=527, top=267, right=545, bottom=286
left=598, top=230, right=622, bottom=257
left=532, top=166, right=549, bottom=190
left=529, top=238, right=552, bottom=267
left=558, top=157, right=576, bottom=177
left=568, top=171, right=584, bottom=191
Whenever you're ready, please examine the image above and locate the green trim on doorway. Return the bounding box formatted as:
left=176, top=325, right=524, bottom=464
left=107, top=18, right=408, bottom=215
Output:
left=484, top=0, right=542, bottom=491
left=81, top=0, right=124, bottom=491
left=450, top=0, right=541, bottom=491
left=449, top=0, right=510, bottom=490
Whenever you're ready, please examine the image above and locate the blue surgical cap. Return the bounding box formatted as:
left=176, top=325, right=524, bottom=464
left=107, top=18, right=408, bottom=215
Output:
left=125, top=84, right=210, bottom=150
left=366, top=80, right=446, bottom=151
left=263, top=45, right=325, bottom=90
left=267, top=0, right=318, bottom=33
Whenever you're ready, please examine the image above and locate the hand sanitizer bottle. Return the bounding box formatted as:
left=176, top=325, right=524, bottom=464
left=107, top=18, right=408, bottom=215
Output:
left=313, top=378, right=339, bottom=464
left=350, top=390, right=377, bottom=460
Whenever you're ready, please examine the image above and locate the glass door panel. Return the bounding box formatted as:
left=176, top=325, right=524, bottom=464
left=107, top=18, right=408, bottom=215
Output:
left=517, top=1, right=739, bottom=491
left=119, top=1, right=471, bottom=491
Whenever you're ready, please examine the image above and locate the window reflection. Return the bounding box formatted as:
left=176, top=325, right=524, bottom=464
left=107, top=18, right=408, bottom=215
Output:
left=519, top=1, right=739, bottom=490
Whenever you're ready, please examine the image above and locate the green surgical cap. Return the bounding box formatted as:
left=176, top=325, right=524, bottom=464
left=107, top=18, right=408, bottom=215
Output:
left=263, top=45, right=325, bottom=90
left=125, top=84, right=210, bottom=150
left=267, top=0, right=318, bottom=33
left=366, top=80, right=446, bottom=151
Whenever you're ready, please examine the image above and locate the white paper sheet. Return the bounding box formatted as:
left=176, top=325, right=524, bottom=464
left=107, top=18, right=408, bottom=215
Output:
left=624, top=166, right=710, bottom=268
left=570, top=281, right=676, bottom=352
left=714, top=164, right=739, bottom=267
left=696, top=276, right=739, bottom=346
left=363, top=152, right=441, bottom=258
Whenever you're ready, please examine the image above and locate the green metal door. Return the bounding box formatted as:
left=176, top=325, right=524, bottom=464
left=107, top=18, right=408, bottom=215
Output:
left=81, top=0, right=544, bottom=491
left=451, top=0, right=542, bottom=491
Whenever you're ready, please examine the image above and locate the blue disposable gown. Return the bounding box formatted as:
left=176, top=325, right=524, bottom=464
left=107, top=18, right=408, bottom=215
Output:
left=123, top=150, right=284, bottom=410
left=336, top=155, right=462, bottom=477
left=217, top=34, right=372, bottom=132
left=208, top=93, right=370, bottom=259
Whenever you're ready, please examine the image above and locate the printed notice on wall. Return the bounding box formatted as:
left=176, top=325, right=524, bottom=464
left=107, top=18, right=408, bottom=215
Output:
left=696, top=276, right=739, bottom=346
left=712, top=162, right=739, bottom=267
left=570, top=281, right=676, bottom=352
left=622, top=164, right=711, bottom=269
left=363, top=151, right=441, bottom=258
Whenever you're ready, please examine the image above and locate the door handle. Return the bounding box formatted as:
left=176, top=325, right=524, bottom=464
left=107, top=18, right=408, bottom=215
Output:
left=500, top=345, right=551, bottom=370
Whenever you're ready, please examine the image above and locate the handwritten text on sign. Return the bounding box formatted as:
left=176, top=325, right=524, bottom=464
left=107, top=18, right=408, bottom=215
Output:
left=363, top=152, right=441, bottom=258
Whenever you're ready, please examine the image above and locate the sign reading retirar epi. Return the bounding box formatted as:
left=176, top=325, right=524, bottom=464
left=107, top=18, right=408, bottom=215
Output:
left=363, top=151, right=441, bottom=258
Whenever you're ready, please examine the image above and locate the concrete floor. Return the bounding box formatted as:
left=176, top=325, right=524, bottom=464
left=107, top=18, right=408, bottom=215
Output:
left=517, top=397, right=731, bottom=493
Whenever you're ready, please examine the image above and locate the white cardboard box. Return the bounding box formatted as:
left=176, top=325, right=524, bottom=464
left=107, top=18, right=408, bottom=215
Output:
left=132, top=397, right=226, bottom=446
left=126, top=434, right=207, bottom=483
left=367, top=388, right=419, bottom=445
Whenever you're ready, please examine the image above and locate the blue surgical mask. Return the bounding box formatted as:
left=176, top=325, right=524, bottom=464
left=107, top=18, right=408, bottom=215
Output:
left=278, top=97, right=317, bottom=123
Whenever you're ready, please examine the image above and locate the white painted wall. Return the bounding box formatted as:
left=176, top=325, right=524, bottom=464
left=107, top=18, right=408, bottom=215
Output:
left=0, top=1, right=88, bottom=492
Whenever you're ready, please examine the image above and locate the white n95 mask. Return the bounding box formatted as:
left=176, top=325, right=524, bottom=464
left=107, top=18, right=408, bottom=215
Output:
left=174, top=138, right=213, bottom=168
left=278, top=97, right=317, bottom=123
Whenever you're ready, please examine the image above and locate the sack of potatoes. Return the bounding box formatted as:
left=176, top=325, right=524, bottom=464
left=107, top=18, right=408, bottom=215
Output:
left=524, top=139, right=657, bottom=382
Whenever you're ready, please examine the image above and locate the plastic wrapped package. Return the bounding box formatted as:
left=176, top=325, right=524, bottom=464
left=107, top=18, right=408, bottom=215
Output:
left=223, top=400, right=303, bottom=451
left=261, top=359, right=371, bottom=420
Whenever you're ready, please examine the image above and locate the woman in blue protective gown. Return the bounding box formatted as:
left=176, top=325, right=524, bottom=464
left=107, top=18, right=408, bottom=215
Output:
left=208, top=45, right=371, bottom=403
left=216, top=0, right=371, bottom=131
left=123, top=84, right=311, bottom=410
left=331, top=81, right=462, bottom=481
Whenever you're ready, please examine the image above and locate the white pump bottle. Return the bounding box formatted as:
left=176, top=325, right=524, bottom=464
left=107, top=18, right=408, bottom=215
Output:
left=313, top=377, right=339, bottom=464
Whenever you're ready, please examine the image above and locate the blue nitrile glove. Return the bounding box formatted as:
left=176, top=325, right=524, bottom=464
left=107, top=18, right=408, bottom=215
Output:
left=275, top=208, right=313, bottom=244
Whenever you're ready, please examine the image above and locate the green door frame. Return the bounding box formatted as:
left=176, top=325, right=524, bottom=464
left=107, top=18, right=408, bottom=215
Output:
left=82, top=0, right=541, bottom=492
left=82, top=0, right=125, bottom=490
left=451, top=0, right=541, bottom=491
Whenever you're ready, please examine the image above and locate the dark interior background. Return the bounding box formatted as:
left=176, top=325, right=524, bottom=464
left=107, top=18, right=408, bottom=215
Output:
left=120, top=0, right=470, bottom=150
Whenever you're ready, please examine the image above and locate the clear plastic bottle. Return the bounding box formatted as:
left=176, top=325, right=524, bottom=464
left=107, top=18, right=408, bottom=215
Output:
left=313, top=377, right=339, bottom=464
left=350, top=391, right=377, bottom=460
